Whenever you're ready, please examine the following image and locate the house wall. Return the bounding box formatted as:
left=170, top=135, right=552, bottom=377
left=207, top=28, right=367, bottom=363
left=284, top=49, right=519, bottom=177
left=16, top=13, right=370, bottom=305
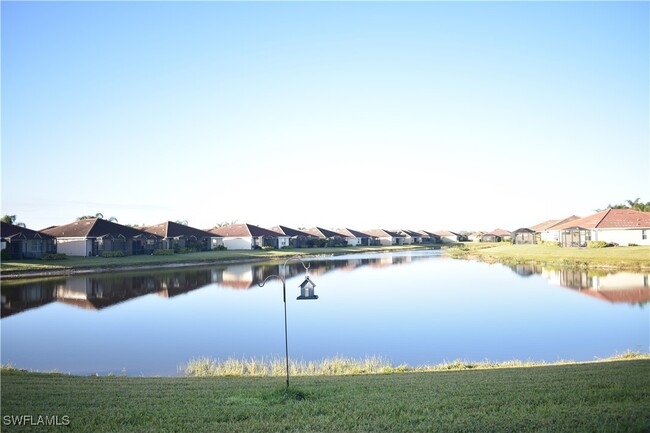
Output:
left=377, top=237, right=393, bottom=246
left=592, top=228, right=650, bottom=246
left=278, top=237, right=290, bottom=248
left=346, top=237, right=361, bottom=246
left=211, top=237, right=224, bottom=249
left=540, top=230, right=561, bottom=242
left=56, top=238, right=92, bottom=256
left=440, top=235, right=458, bottom=243
left=222, top=237, right=253, bottom=250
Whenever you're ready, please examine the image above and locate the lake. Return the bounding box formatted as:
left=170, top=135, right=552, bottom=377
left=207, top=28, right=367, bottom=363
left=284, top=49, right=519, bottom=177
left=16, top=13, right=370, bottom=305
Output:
left=1, top=250, right=648, bottom=376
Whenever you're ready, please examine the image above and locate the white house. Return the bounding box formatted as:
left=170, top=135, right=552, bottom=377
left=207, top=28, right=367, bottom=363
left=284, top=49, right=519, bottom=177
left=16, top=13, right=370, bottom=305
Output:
left=364, top=229, right=405, bottom=246
left=553, top=209, right=650, bottom=247
left=434, top=230, right=461, bottom=243
left=208, top=223, right=289, bottom=250
left=529, top=215, right=580, bottom=243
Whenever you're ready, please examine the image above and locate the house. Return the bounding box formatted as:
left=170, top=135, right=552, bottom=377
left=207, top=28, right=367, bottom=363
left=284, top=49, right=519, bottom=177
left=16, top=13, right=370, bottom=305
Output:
left=553, top=209, right=650, bottom=247
left=480, top=229, right=512, bottom=243
left=207, top=223, right=289, bottom=250
left=140, top=221, right=223, bottom=251
left=512, top=228, right=537, bottom=244
left=529, top=215, right=581, bottom=243
left=467, top=232, right=484, bottom=242
left=305, top=227, right=348, bottom=247
left=336, top=228, right=376, bottom=246
left=1, top=222, right=57, bottom=259
left=364, top=229, right=406, bottom=246
left=270, top=225, right=317, bottom=248
left=40, top=218, right=161, bottom=256
left=417, top=230, right=442, bottom=244
left=397, top=230, right=424, bottom=244
left=434, top=230, right=463, bottom=243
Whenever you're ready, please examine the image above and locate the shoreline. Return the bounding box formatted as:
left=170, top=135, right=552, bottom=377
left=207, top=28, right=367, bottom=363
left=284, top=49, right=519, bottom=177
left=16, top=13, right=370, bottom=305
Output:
left=0, top=245, right=441, bottom=280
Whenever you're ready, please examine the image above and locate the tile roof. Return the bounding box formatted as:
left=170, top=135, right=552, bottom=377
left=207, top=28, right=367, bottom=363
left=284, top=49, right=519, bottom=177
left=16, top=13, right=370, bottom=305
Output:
left=1, top=222, right=55, bottom=240
left=554, top=209, right=650, bottom=230
left=141, top=221, right=220, bottom=239
left=41, top=218, right=160, bottom=239
left=399, top=229, right=424, bottom=237
left=336, top=228, right=373, bottom=238
left=270, top=225, right=314, bottom=237
left=529, top=216, right=580, bottom=231
left=434, top=230, right=459, bottom=237
left=208, top=223, right=284, bottom=238
left=305, top=227, right=347, bottom=238
left=489, top=228, right=512, bottom=236
left=364, top=229, right=405, bottom=238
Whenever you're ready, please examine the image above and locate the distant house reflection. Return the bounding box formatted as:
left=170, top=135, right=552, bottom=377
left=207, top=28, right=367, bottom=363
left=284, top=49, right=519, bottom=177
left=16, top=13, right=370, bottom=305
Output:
left=506, top=264, right=650, bottom=305
left=1, top=251, right=438, bottom=318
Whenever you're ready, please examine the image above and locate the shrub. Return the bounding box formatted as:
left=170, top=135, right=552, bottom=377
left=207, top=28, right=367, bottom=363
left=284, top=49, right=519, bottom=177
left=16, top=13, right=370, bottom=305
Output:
left=214, top=245, right=227, bottom=251
left=541, top=241, right=560, bottom=247
left=175, top=247, right=197, bottom=254
left=152, top=249, right=174, bottom=255
left=628, top=243, right=639, bottom=247
left=587, top=241, right=608, bottom=249
left=101, top=251, right=125, bottom=257
left=1, top=249, right=13, bottom=260
left=261, top=246, right=276, bottom=251
left=41, top=253, right=67, bottom=260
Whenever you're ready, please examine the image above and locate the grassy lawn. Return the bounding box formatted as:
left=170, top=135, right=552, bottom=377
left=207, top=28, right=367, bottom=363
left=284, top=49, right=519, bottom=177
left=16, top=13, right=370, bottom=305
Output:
left=0, top=245, right=436, bottom=276
left=448, top=243, right=650, bottom=270
left=1, top=359, right=648, bottom=432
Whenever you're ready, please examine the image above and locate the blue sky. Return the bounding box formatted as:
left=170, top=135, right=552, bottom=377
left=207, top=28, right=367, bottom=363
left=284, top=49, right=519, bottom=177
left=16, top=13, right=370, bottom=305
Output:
left=2, top=1, right=648, bottom=232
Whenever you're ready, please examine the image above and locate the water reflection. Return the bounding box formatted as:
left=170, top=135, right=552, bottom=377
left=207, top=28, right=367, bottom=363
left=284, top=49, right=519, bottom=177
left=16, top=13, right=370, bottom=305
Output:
left=506, top=265, right=650, bottom=304
left=1, top=252, right=431, bottom=318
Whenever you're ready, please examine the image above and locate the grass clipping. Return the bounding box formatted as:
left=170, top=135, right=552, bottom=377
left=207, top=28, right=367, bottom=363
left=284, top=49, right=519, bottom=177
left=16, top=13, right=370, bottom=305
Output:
left=181, top=351, right=649, bottom=377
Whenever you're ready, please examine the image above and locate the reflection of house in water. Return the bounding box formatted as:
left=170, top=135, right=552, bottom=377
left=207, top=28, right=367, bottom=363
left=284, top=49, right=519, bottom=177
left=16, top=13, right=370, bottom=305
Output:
left=508, top=264, right=542, bottom=277
left=1, top=270, right=216, bottom=317
left=540, top=268, right=650, bottom=304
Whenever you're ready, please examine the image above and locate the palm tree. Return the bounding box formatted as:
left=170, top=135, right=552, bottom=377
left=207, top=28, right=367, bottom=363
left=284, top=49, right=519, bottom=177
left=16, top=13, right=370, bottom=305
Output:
left=214, top=220, right=237, bottom=228
left=175, top=220, right=189, bottom=226
left=1, top=215, right=26, bottom=227
left=77, top=213, right=118, bottom=222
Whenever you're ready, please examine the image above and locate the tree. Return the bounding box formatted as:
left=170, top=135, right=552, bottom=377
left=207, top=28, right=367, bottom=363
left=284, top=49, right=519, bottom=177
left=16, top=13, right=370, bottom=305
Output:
left=214, top=220, right=237, bottom=228
left=77, top=213, right=118, bottom=222
left=600, top=198, right=650, bottom=212
left=175, top=220, right=189, bottom=226
left=1, top=215, right=26, bottom=227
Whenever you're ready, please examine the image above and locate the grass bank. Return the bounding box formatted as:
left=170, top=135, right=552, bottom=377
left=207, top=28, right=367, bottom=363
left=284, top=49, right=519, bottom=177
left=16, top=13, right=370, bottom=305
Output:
left=2, top=358, right=649, bottom=432
left=446, top=243, right=650, bottom=271
left=0, top=245, right=437, bottom=279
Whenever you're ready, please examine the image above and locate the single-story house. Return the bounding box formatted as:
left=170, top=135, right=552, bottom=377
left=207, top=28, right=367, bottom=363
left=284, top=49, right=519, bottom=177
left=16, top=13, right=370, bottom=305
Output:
left=481, top=229, right=512, bottom=243
left=434, top=230, right=464, bottom=243
left=417, top=230, right=442, bottom=244
left=41, top=218, right=162, bottom=256
left=140, top=221, right=222, bottom=251
left=512, top=228, right=537, bottom=245
left=553, top=209, right=650, bottom=247
left=270, top=225, right=317, bottom=248
left=397, top=230, right=425, bottom=244
left=336, top=228, right=376, bottom=246
left=305, top=227, right=348, bottom=247
left=1, top=222, right=57, bottom=259
left=467, top=232, right=484, bottom=242
left=208, top=223, right=289, bottom=250
left=529, top=215, right=581, bottom=243
left=364, top=229, right=406, bottom=246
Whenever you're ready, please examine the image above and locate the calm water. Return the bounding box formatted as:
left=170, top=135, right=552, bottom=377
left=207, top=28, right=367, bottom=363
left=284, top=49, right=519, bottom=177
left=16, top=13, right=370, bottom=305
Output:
left=1, top=250, right=648, bottom=376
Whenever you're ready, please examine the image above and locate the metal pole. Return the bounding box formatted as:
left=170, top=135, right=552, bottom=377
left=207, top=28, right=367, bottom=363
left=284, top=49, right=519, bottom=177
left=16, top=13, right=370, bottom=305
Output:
left=283, top=279, right=290, bottom=389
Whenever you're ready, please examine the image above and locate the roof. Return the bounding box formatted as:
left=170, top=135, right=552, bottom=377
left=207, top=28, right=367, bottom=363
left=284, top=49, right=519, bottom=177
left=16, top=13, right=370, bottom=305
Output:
left=140, top=221, right=220, bottom=239
left=337, top=228, right=373, bottom=238
left=305, top=227, right=347, bottom=239
left=364, top=229, right=405, bottom=238
left=434, top=230, right=459, bottom=237
left=554, top=209, right=650, bottom=230
left=1, top=222, right=55, bottom=240
left=40, top=218, right=160, bottom=239
left=399, top=229, right=424, bottom=237
left=512, top=227, right=536, bottom=234
left=489, top=228, right=512, bottom=236
left=208, top=223, right=285, bottom=238
left=417, top=230, right=441, bottom=238
left=529, top=215, right=580, bottom=231
left=270, top=225, right=314, bottom=237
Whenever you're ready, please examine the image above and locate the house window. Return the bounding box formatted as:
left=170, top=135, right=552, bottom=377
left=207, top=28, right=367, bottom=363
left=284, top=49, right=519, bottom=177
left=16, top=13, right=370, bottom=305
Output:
left=643, top=230, right=647, bottom=240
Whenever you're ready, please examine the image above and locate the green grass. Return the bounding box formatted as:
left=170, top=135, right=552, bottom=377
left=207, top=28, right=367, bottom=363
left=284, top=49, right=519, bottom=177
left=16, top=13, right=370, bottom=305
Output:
left=2, top=359, right=649, bottom=432
left=446, top=243, right=650, bottom=270
left=0, top=245, right=436, bottom=276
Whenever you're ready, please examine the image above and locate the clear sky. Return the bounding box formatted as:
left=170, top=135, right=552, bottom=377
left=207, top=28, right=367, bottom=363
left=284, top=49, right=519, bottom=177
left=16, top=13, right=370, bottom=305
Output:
left=2, top=1, right=648, bottom=233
